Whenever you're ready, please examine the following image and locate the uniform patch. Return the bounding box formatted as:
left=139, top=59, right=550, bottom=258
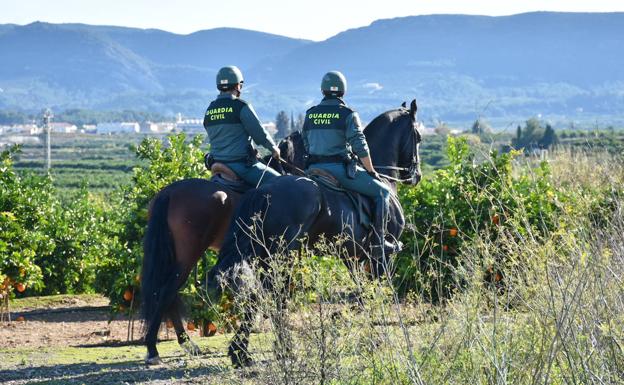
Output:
left=220, top=79, right=229, bottom=84
left=308, top=112, right=340, bottom=125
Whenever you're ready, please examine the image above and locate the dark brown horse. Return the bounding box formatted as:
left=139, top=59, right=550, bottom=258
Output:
left=141, top=178, right=240, bottom=364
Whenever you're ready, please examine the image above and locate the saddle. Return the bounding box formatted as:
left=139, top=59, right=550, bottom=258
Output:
left=209, top=163, right=253, bottom=194
left=211, top=163, right=240, bottom=182
left=307, top=168, right=373, bottom=228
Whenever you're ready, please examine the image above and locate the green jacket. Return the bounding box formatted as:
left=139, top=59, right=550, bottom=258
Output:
left=302, top=96, right=370, bottom=159
left=203, top=93, right=276, bottom=162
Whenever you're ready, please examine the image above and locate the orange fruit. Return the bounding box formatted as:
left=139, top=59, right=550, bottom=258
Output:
left=492, top=214, right=500, bottom=225
left=16, top=315, right=25, bottom=322
left=187, top=321, right=196, bottom=331
left=495, top=273, right=503, bottom=282
left=449, top=228, right=458, bottom=237
left=123, top=289, right=133, bottom=301
left=166, top=319, right=174, bottom=329
left=15, top=282, right=26, bottom=293
left=442, top=245, right=449, bottom=252
left=206, top=322, right=217, bottom=337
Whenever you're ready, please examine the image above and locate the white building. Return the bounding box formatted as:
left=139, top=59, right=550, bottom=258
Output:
left=97, top=122, right=140, bottom=134
left=81, top=124, right=97, bottom=134
left=141, top=122, right=176, bottom=134
left=262, top=122, right=277, bottom=136
left=175, top=119, right=204, bottom=133
left=49, top=122, right=77, bottom=134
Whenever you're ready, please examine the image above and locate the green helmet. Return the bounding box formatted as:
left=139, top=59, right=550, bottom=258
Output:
left=216, top=66, right=244, bottom=90
left=321, top=71, right=347, bottom=94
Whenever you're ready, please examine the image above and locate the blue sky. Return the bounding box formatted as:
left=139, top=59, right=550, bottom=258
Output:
left=1, top=0, right=623, bottom=40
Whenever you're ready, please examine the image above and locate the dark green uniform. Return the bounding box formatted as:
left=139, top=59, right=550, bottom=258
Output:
left=203, top=93, right=279, bottom=186
left=302, top=96, right=392, bottom=211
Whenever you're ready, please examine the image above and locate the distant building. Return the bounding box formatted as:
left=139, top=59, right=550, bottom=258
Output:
left=416, top=122, right=435, bottom=136
left=175, top=118, right=204, bottom=133
left=4, top=124, right=42, bottom=135
left=140, top=121, right=176, bottom=134
left=262, top=122, right=277, bottom=136
left=81, top=124, right=97, bottom=134
left=97, top=122, right=140, bottom=134
left=49, top=122, right=78, bottom=133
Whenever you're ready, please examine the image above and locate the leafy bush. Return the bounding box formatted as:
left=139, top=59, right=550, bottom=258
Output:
left=0, top=146, right=52, bottom=298
left=95, top=133, right=209, bottom=312
left=397, top=136, right=563, bottom=300
left=36, top=187, right=115, bottom=294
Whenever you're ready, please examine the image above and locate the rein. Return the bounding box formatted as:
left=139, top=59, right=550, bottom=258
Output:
left=373, top=166, right=416, bottom=183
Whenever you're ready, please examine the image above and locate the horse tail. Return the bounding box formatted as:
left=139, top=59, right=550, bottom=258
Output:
left=141, top=192, right=178, bottom=330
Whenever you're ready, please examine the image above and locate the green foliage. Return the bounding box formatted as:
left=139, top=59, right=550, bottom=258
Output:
left=36, top=188, right=114, bottom=294
left=512, top=118, right=558, bottom=150
left=0, top=146, right=121, bottom=297
left=398, top=136, right=562, bottom=300
left=275, top=110, right=290, bottom=138
left=0, top=146, right=52, bottom=297
left=95, top=133, right=209, bottom=311
left=471, top=118, right=491, bottom=135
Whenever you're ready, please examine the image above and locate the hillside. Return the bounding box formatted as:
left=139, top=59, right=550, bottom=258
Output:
left=1, top=13, right=623, bottom=124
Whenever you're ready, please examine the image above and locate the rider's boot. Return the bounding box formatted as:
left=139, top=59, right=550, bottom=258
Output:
left=370, top=199, right=402, bottom=259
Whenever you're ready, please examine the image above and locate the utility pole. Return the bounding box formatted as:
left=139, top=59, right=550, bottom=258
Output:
left=42, top=108, right=53, bottom=170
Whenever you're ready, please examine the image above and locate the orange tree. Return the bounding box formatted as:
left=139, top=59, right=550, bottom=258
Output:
left=0, top=146, right=51, bottom=300
left=35, top=186, right=116, bottom=294
left=95, top=133, right=210, bottom=314
left=397, top=137, right=563, bottom=301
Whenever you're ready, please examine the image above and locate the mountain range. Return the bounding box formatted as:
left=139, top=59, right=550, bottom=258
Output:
left=1, top=12, right=623, bottom=126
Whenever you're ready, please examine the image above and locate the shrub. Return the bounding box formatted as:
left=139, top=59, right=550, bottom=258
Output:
left=95, top=133, right=210, bottom=312
left=397, top=136, right=563, bottom=300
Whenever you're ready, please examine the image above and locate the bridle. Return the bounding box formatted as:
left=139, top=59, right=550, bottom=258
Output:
left=374, top=113, right=422, bottom=184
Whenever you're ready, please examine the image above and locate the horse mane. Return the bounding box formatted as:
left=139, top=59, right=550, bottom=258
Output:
left=364, top=108, right=410, bottom=137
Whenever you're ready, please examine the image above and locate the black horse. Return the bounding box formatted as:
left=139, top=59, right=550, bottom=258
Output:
left=207, top=100, right=422, bottom=367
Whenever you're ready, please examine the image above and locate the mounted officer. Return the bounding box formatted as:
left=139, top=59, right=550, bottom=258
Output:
left=302, top=71, right=400, bottom=256
left=203, top=65, right=281, bottom=186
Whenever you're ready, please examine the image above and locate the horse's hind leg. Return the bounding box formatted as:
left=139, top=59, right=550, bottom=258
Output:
left=228, top=304, right=255, bottom=368
left=144, top=265, right=187, bottom=364
left=168, top=298, right=200, bottom=356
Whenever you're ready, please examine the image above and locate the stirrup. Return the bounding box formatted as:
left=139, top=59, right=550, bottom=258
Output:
left=370, top=240, right=402, bottom=258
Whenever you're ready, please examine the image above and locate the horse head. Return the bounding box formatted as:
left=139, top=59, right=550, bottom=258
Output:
left=365, top=99, right=422, bottom=185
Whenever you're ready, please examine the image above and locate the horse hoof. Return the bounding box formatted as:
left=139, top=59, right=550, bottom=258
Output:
left=181, top=340, right=201, bottom=356
left=229, top=351, right=254, bottom=368
left=145, top=354, right=163, bottom=365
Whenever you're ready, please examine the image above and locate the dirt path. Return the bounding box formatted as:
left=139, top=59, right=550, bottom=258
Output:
left=0, top=294, right=200, bottom=350
left=0, top=295, right=247, bottom=384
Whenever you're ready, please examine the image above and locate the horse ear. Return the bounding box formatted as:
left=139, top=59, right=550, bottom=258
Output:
left=409, top=99, right=417, bottom=121
left=401, top=101, right=407, bottom=108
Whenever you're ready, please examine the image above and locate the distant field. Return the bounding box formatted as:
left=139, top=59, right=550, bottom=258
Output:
left=9, top=133, right=197, bottom=194
left=6, top=129, right=622, bottom=196
left=5, top=132, right=457, bottom=194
